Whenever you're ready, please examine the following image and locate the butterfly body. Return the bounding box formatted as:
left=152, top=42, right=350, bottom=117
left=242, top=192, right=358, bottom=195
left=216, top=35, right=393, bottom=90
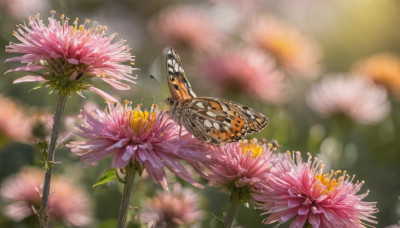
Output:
left=165, top=48, right=268, bottom=145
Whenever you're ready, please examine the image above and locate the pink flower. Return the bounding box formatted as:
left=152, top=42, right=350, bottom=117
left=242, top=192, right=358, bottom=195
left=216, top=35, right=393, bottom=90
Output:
left=245, top=16, right=321, bottom=78
left=208, top=0, right=260, bottom=11
left=140, top=183, right=203, bottom=227
left=148, top=5, right=224, bottom=51
left=0, top=94, right=31, bottom=142
left=0, top=0, right=49, bottom=19
left=204, top=139, right=277, bottom=201
left=0, top=167, right=92, bottom=227
left=196, top=47, right=287, bottom=104
left=30, top=101, right=99, bottom=142
left=306, top=74, right=390, bottom=124
left=5, top=11, right=136, bottom=102
left=254, top=152, right=378, bottom=228
left=67, top=102, right=209, bottom=189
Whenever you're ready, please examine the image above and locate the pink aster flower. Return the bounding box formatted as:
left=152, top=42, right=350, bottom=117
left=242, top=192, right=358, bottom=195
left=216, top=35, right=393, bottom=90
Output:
left=5, top=11, right=136, bottom=102
left=0, top=0, right=49, bottom=20
left=67, top=102, right=208, bottom=189
left=196, top=47, right=287, bottom=104
left=306, top=74, right=390, bottom=125
left=140, top=183, right=203, bottom=227
left=245, top=16, right=321, bottom=78
left=148, top=5, right=224, bottom=51
left=0, top=166, right=92, bottom=227
left=204, top=139, right=277, bottom=200
left=253, top=152, right=378, bottom=228
left=0, top=94, right=31, bottom=142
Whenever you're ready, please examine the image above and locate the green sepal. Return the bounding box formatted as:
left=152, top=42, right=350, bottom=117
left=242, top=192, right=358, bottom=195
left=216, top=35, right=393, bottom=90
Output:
left=93, top=168, right=117, bottom=187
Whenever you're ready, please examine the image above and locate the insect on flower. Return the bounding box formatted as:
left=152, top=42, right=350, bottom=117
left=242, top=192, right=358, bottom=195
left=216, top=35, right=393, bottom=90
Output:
left=165, top=48, right=268, bottom=145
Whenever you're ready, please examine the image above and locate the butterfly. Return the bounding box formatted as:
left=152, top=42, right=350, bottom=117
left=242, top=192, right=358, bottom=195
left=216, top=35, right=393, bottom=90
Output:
left=165, top=48, right=268, bottom=145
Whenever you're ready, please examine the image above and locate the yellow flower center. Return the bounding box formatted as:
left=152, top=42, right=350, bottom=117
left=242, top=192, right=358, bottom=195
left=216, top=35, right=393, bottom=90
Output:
left=124, top=101, right=157, bottom=135
left=353, top=53, right=400, bottom=93
left=315, top=170, right=344, bottom=194
left=240, top=139, right=263, bottom=158
left=263, top=34, right=299, bottom=64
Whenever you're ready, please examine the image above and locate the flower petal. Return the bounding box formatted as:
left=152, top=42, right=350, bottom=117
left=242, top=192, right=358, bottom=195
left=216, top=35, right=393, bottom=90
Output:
left=88, top=86, right=119, bottom=103
left=13, top=76, right=47, bottom=84
left=102, top=78, right=131, bottom=90
left=5, top=65, right=45, bottom=74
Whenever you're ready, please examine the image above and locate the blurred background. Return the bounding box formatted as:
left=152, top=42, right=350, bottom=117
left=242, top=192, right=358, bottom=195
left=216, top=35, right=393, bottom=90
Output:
left=1, top=0, right=400, bottom=227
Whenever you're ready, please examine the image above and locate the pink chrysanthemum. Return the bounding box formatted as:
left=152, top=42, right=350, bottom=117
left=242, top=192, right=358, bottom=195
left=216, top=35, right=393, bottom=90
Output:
left=196, top=47, right=287, bottom=104
left=67, top=102, right=208, bottom=189
left=204, top=139, right=277, bottom=201
left=245, top=16, right=321, bottom=78
left=5, top=11, right=136, bottom=102
left=306, top=74, right=390, bottom=125
left=148, top=6, right=224, bottom=51
left=0, top=94, right=31, bottom=142
left=0, top=167, right=92, bottom=227
left=140, top=183, right=203, bottom=227
left=253, top=152, right=378, bottom=228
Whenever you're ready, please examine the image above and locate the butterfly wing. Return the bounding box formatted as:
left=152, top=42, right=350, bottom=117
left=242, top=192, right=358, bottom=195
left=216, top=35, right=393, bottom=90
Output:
left=181, top=97, right=268, bottom=145
left=166, top=48, right=197, bottom=101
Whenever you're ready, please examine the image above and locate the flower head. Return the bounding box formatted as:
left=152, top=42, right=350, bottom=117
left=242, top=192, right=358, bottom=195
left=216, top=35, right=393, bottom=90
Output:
left=140, top=183, right=203, bottom=227
left=148, top=6, right=224, bottom=51
left=0, top=167, right=92, bottom=226
left=68, top=102, right=208, bottom=189
left=5, top=11, right=136, bottom=102
left=196, top=47, right=287, bottom=104
left=0, top=95, right=31, bottom=142
left=204, top=139, right=277, bottom=202
left=245, top=16, right=321, bottom=78
left=352, top=52, right=400, bottom=96
left=254, top=152, right=378, bottom=227
left=306, top=74, right=390, bottom=124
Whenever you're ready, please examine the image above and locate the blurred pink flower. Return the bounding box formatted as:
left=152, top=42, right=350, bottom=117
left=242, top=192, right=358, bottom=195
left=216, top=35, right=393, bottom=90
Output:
left=0, top=0, right=49, bottom=19
left=29, top=102, right=98, bottom=142
left=67, top=102, right=208, bottom=189
left=204, top=139, right=277, bottom=200
left=0, top=95, right=31, bottom=142
left=196, top=47, right=287, bottom=104
left=254, top=152, right=378, bottom=227
left=208, top=0, right=259, bottom=11
left=148, top=6, right=224, bottom=51
left=306, top=75, right=390, bottom=124
left=352, top=52, right=400, bottom=97
left=5, top=11, right=136, bottom=102
left=0, top=167, right=92, bottom=226
left=245, top=16, right=321, bottom=78
left=29, top=110, right=53, bottom=140
left=140, top=183, right=203, bottom=227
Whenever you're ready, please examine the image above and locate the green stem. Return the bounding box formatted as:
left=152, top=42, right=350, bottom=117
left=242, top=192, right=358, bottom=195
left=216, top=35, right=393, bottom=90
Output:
left=224, top=195, right=241, bottom=228
left=117, top=164, right=137, bottom=228
left=39, top=93, right=68, bottom=228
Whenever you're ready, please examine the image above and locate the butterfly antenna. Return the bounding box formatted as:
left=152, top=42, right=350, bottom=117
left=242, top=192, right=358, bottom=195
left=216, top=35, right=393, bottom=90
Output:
left=150, top=74, right=160, bottom=86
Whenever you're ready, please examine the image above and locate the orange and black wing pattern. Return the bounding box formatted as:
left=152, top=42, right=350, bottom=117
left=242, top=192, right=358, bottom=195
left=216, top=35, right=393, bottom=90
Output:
left=166, top=48, right=197, bottom=101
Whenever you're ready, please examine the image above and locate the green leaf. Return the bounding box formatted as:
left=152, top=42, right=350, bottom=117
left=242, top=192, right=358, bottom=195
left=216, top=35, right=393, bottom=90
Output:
left=93, top=168, right=117, bottom=187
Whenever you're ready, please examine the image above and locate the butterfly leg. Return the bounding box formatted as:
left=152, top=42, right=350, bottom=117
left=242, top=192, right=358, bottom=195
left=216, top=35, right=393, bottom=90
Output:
left=179, top=125, right=183, bottom=140
left=179, top=112, right=184, bottom=140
